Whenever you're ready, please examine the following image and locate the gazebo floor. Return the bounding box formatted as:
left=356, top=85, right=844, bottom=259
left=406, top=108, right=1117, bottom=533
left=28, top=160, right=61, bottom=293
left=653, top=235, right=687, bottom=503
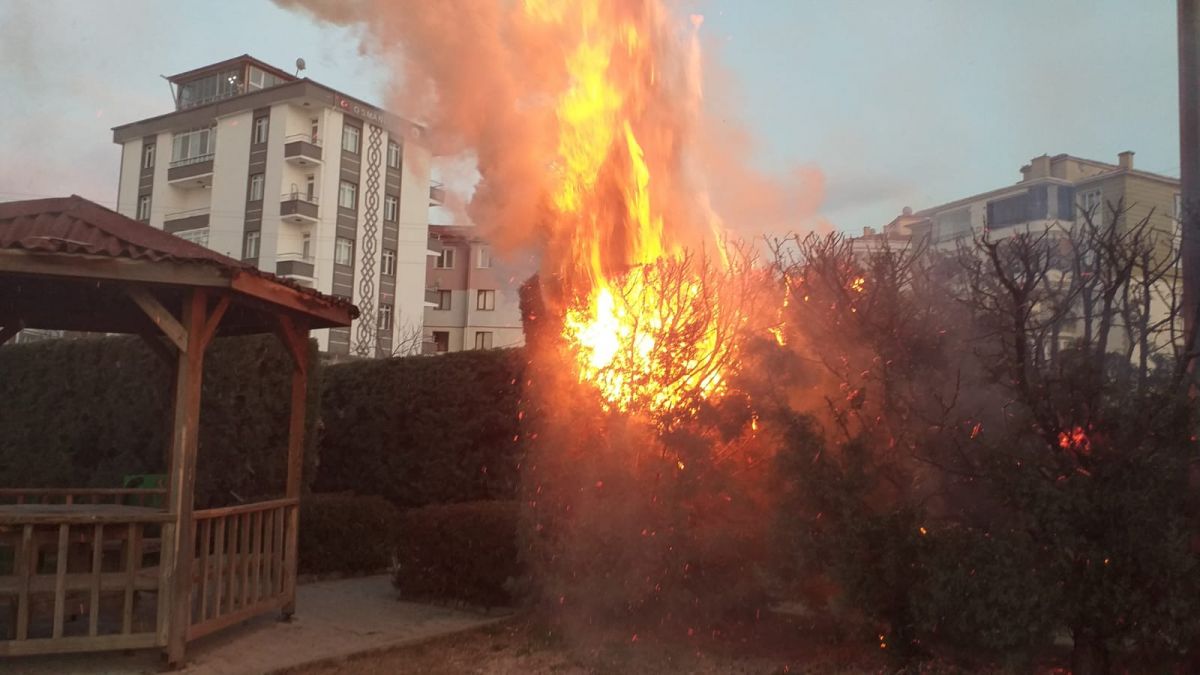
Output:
left=3, top=575, right=509, bottom=674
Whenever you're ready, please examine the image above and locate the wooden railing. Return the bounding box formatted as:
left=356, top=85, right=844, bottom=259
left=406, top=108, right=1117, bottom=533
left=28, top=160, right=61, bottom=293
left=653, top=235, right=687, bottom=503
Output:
left=0, top=489, right=167, bottom=507
left=0, top=509, right=175, bottom=656
left=187, top=498, right=297, bottom=642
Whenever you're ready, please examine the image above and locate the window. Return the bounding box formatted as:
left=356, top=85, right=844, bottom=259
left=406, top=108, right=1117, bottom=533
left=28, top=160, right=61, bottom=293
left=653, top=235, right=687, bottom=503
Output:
left=476, top=246, right=492, bottom=268
left=387, top=141, right=401, bottom=169
left=384, top=194, right=398, bottom=222
left=177, top=228, right=209, bottom=247
left=311, top=118, right=320, bottom=144
left=248, top=173, right=265, bottom=201
left=137, top=195, right=151, bottom=221
left=432, top=331, right=450, bottom=353
left=338, top=181, right=357, bottom=210
left=1079, top=188, right=1104, bottom=225
left=342, top=124, right=360, bottom=153
left=142, top=143, right=155, bottom=169
left=177, top=69, right=241, bottom=108
left=302, top=233, right=312, bottom=260
left=476, top=289, right=495, bottom=311
left=381, top=248, right=396, bottom=276
left=305, top=174, right=316, bottom=201
left=247, top=66, right=283, bottom=92
left=474, top=331, right=494, bottom=350
left=171, top=126, right=216, bottom=164
left=335, top=237, right=354, bottom=265
left=378, top=303, right=393, bottom=331
left=253, top=116, right=269, bottom=144
left=436, top=289, right=452, bottom=310
left=1175, top=193, right=1184, bottom=223
left=243, top=230, right=260, bottom=259
left=434, top=247, right=455, bottom=269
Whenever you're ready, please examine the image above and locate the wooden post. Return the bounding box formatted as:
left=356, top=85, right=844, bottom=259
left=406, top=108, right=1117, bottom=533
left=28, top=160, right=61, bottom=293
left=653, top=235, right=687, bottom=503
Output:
left=276, top=316, right=309, bottom=618
left=163, top=290, right=208, bottom=667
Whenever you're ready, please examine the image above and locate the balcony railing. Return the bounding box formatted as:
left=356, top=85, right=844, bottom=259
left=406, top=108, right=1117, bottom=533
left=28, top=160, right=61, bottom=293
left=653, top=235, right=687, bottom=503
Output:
left=283, top=133, right=320, bottom=146
left=280, top=193, right=319, bottom=224
left=164, top=207, right=211, bottom=221
left=275, top=253, right=316, bottom=280
left=429, top=182, right=446, bottom=205
left=168, top=154, right=215, bottom=169
left=283, top=136, right=322, bottom=165
left=164, top=207, right=212, bottom=233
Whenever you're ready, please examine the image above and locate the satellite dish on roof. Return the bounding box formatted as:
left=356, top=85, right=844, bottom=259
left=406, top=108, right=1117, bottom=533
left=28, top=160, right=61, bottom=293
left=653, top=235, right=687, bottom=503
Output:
left=295, top=58, right=307, bottom=76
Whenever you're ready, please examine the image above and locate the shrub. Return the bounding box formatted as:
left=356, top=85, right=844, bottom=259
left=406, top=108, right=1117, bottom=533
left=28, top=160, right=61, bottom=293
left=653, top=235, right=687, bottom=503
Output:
left=0, top=334, right=320, bottom=507
left=392, top=500, right=519, bottom=607
left=318, top=349, right=525, bottom=508
left=299, top=493, right=400, bottom=575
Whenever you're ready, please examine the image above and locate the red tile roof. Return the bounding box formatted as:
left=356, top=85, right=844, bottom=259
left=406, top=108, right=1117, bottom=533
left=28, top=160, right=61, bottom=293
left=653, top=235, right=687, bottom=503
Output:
left=0, top=195, right=357, bottom=318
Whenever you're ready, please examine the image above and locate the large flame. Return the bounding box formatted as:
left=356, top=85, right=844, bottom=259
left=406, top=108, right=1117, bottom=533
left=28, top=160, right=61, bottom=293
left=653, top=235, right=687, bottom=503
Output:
left=526, top=0, right=736, bottom=416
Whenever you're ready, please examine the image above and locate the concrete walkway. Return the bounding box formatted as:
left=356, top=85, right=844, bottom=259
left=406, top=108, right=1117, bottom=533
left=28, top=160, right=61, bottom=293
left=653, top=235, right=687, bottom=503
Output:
left=7, top=576, right=508, bottom=675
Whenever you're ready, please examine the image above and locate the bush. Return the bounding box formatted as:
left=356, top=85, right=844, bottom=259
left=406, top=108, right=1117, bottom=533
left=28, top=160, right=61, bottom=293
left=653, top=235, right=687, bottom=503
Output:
left=318, top=349, right=525, bottom=508
left=299, top=493, right=400, bottom=575
left=392, top=500, right=519, bottom=607
left=0, top=334, right=320, bottom=507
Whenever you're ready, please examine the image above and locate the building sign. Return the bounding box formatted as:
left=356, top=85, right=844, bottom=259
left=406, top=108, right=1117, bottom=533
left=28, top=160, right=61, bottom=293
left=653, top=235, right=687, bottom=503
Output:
left=333, top=95, right=385, bottom=125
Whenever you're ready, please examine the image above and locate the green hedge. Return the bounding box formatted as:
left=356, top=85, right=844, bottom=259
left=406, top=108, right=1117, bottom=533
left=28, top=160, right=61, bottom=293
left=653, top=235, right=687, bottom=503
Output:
left=392, top=500, right=519, bottom=607
left=299, top=493, right=400, bottom=575
left=0, top=334, right=319, bottom=507
left=317, top=349, right=525, bottom=508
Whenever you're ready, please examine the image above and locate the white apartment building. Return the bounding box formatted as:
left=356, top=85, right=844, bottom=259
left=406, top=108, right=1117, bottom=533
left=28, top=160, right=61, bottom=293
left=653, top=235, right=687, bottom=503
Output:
left=424, top=225, right=525, bottom=353
left=112, top=55, right=438, bottom=356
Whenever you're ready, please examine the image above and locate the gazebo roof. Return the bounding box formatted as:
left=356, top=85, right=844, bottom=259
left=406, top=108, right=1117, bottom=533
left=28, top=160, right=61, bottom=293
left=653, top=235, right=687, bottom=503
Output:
left=0, top=195, right=358, bottom=335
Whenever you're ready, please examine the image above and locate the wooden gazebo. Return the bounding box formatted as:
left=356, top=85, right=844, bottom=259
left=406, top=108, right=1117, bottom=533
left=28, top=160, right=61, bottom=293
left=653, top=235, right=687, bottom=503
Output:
left=0, top=196, right=357, bottom=665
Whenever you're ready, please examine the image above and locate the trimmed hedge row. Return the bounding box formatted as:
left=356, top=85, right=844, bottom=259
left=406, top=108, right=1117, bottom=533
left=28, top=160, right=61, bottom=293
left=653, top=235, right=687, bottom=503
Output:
left=0, top=334, right=319, bottom=507
left=317, top=349, right=525, bottom=508
left=299, top=493, right=400, bottom=575
left=392, top=500, right=520, bottom=607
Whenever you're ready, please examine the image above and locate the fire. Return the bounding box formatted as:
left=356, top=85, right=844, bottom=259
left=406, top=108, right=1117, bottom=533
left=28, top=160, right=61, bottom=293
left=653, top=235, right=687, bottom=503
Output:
left=528, top=0, right=738, bottom=416
left=1058, top=425, right=1091, bottom=456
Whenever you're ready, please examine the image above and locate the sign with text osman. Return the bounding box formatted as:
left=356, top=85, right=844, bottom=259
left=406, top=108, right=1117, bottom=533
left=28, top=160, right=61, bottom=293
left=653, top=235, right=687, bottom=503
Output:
left=333, top=94, right=385, bottom=125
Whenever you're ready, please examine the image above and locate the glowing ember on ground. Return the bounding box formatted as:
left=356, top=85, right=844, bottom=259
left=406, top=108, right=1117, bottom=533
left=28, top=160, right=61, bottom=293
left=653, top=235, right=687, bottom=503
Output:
left=525, top=0, right=739, bottom=417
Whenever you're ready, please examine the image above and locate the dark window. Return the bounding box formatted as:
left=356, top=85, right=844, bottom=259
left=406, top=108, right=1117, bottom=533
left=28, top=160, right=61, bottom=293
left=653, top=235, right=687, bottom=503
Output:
left=1057, top=186, right=1076, bottom=220
left=1029, top=185, right=1049, bottom=220
left=433, top=331, right=449, bottom=353
left=986, top=192, right=1031, bottom=228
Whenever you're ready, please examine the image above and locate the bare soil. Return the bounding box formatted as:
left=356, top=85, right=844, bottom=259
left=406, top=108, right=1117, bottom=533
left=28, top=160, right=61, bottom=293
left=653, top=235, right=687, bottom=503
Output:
left=283, top=611, right=898, bottom=675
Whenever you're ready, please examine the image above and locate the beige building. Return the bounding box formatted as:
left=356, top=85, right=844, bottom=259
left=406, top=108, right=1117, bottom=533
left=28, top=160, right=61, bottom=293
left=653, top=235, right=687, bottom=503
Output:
left=424, top=225, right=525, bottom=353
left=855, top=151, right=1182, bottom=352
left=859, top=151, right=1180, bottom=251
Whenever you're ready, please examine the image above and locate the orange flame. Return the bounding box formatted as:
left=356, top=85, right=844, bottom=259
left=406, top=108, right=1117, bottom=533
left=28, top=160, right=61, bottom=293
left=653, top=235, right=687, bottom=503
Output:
left=527, top=0, right=735, bottom=416
left=1058, top=426, right=1091, bottom=456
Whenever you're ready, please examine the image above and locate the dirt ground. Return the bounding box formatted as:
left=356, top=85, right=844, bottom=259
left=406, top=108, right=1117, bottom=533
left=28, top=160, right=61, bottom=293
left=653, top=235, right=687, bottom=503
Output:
left=284, top=611, right=896, bottom=675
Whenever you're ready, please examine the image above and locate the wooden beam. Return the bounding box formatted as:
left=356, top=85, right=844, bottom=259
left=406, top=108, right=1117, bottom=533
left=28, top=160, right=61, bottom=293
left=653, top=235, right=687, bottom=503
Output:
left=274, top=315, right=309, bottom=375
left=0, top=249, right=228, bottom=288
left=136, top=329, right=176, bottom=366
left=164, top=290, right=207, bottom=667
left=280, top=318, right=310, bottom=620
left=0, top=321, right=24, bottom=346
left=198, top=295, right=231, bottom=351
left=230, top=271, right=355, bottom=329
left=126, top=287, right=188, bottom=353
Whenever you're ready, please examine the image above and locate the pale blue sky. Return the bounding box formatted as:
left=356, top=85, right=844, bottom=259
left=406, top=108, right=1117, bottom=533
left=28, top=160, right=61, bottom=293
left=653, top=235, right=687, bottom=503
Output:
left=0, top=0, right=1179, bottom=232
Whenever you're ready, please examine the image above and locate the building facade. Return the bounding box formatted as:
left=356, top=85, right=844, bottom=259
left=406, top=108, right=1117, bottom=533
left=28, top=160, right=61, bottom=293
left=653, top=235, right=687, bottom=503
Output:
left=112, top=55, right=437, bottom=356
left=859, top=152, right=1180, bottom=251
left=855, top=151, right=1182, bottom=352
left=423, top=225, right=525, bottom=353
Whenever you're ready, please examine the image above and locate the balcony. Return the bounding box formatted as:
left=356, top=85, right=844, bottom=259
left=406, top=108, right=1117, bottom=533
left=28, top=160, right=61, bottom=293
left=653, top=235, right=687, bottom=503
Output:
left=163, top=207, right=211, bottom=233
left=424, top=288, right=440, bottom=305
left=275, top=252, right=315, bottom=285
left=427, top=235, right=441, bottom=256
left=167, top=154, right=215, bottom=187
left=280, top=192, right=319, bottom=224
left=429, top=182, right=445, bottom=206
left=283, top=134, right=322, bottom=166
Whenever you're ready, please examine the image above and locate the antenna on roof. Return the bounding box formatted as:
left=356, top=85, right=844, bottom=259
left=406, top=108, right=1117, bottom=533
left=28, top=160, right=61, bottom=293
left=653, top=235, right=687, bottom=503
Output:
left=295, top=58, right=307, bottom=77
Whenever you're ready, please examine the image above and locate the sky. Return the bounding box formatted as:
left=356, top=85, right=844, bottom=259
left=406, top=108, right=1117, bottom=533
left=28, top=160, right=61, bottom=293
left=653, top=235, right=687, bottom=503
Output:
left=0, top=0, right=1180, bottom=233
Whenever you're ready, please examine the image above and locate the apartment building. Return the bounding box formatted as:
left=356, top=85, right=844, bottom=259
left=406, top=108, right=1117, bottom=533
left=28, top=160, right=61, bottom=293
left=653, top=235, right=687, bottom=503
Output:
left=859, top=152, right=1180, bottom=250
left=855, top=151, right=1181, bottom=351
left=111, top=55, right=438, bottom=356
left=424, top=225, right=525, bottom=353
